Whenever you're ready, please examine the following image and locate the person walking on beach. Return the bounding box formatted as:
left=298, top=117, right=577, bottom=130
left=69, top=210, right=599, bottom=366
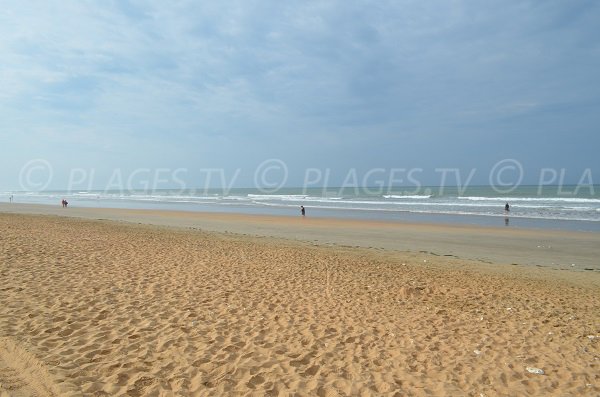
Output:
left=9, top=195, right=13, bottom=203
left=300, top=205, right=305, bottom=217
left=504, top=202, right=510, bottom=214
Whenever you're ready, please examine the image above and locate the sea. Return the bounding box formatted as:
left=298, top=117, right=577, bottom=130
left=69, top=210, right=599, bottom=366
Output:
left=2, top=185, right=599, bottom=232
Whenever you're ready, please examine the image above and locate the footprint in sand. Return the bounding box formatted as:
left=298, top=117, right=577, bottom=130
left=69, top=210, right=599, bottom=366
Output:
left=0, top=337, right=64, bottom=396
left=247, top=374, right=265, bottom=388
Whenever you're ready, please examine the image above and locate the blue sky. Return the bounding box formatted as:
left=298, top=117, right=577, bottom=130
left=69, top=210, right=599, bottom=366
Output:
left=1, top=0, right=599, bottom=190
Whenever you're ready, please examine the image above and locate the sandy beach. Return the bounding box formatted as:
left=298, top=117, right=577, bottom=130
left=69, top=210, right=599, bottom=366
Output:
left=1, top=207, right=599, bottom=396
left=2, top=203, right=600, bottom=271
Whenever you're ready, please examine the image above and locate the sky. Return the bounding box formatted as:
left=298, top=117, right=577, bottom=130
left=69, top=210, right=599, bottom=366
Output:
left=1, top=0, right=599, bottom=191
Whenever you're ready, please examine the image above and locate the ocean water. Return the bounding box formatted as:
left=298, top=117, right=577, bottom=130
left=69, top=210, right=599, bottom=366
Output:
left=2, top=185, right=599, bottom=232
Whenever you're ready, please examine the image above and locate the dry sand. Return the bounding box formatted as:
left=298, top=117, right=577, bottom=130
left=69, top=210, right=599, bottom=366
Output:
left=0, top=209, right=599, bottom=396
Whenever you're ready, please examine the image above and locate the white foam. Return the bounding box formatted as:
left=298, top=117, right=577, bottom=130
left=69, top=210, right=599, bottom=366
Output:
left=459, top=196, right=600, bottom=203
left=247, top=194, right=310, bottom=200
left=383, top=195, right=432, bottom=199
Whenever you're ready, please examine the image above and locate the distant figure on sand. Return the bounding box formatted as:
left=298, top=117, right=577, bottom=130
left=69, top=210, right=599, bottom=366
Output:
left=62, top=199, right=68, bottom=208
left=300, top=205, right=305, bottom=217
left=505, top=202, right=510, bottom=214
left=9, top=195, right=13, bottom=203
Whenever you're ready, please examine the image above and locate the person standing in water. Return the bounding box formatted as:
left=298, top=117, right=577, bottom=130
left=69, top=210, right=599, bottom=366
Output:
left=505, top=203, right=510, bottom=214
left=300, top=205, right=305, bottom=217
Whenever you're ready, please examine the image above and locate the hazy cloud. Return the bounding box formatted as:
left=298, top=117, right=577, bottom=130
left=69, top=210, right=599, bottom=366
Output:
left=1, top=0, right=598, bottom=187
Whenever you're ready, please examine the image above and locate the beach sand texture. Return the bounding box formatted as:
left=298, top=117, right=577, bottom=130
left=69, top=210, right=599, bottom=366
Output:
left=1, top=213, right=599, bottom=396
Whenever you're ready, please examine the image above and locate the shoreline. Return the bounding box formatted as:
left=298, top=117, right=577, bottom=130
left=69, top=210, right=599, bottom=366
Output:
left=3, top=193, right=600, bottom=233
left=1, top=203, right=599, bottom=270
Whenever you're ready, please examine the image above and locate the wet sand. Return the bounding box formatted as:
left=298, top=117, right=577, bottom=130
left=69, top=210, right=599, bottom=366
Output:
left=0, top=207, right=599, bottom=396
left=1, top=203, right=599, bottom=270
